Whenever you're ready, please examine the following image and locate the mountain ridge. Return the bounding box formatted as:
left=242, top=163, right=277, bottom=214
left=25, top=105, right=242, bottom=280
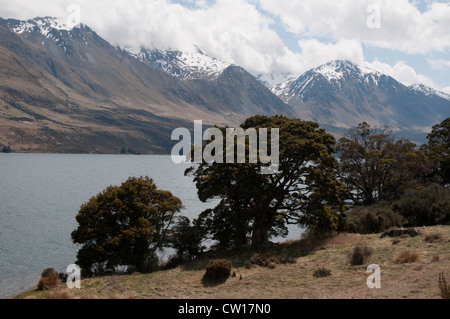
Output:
left=1, top=16, right=449, bottom=152
left=0, top=16, right=294, bottom=153
left=273, top=60, right=450, bottom=137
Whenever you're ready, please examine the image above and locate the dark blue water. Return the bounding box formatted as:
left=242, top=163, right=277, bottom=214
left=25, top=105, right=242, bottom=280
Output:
left=0, top=154, right=303, bottom=298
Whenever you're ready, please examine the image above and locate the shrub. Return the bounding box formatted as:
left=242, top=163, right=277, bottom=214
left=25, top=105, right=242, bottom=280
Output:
left=343, top=203, right=403, bottom=234
left=247, top=254, right=280, bottom=269
left=267, top=256, right=280, bottom=265
left=393, top=184, right=450, bottom=227
left=204, top=259, right=232, bottom=280
left=249, top=253, right=268, bottom=267
left=267, top=262, right=277, bottom=269
left=439, top=273, right=450, bottom=299
left=37, top=268, right=61, bottom=291
left=1, top=146, right=12, bottom=153
left=348, top=245, right=373, bottom=265
left=41, top=268, right=57, bottom=278
left=393, top=250, right=420, bottom=264
left=245, top=261, right=254, bottom=269
left=313, top=267, right=332, bottom=278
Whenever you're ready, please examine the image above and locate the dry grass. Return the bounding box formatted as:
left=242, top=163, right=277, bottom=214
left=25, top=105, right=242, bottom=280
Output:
left=15, top=225, right=450, bottom=300
left=393, top=250, right=420, bottom=264
left=46, top=290, right=74, bottom=299
left=424, top=233, right=442, bottom=243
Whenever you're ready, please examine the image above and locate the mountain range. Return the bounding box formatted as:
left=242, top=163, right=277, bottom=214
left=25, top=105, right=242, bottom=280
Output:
left=0, top=16, right=449, bottom=153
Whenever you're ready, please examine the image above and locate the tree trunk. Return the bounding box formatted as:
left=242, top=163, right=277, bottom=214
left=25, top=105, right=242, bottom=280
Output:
left=251, top=207, right=271, bottom=246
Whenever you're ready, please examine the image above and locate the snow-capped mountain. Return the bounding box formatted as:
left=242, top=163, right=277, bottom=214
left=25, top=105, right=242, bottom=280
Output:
left=256, top=72, right=299, bottom=95
left=410, top=83, right=450, bottom=101
left=273, top=60, right=450, bottom=138
left=9, top=16, right=75, bottom=35
left=134, top=47, right=231, bottom=81
left=0, top=16, right=295, bottom=153
left=277, top=60, right=385, bottom=104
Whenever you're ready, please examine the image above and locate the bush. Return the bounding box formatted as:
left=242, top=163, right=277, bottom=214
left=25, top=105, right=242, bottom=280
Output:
left=249, top=253, right=268, bottom=267
left=348, top=245, right=373, bottom=265
left=37, top=268, right=61, bottom=291
left=439, top=273, right=450, bottom=299
left=393, top=184, right=450, bottom=227
left=248, top=254, right=280, bottom=268
left=313, top=267, right=332, bottom=278
left=393, top=250, right=420, bottom=264
left=1, top=146, right=12, bottom=153
left=204, top=259, right=232, bottom=280
left=343, top=203, right=403, bottom=234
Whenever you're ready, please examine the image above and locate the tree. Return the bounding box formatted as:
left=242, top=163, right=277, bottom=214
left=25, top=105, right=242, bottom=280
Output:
left=393, top=184, right=450, bottom=227
left=168, top=216, right=205, bottom=261
left=422, top=118, right=450, bottom=186
left=337, top=122, right=429, bottom=206
left=187, top=115, right=347, bottom=249
left=71, top=176, right=182, bottom=276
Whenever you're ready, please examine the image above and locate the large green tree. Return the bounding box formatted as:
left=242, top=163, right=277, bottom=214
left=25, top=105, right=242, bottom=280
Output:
left=337, top=123, right=429, bottom=206
left=188, top=115, right=347, bottom=249
left=71, top=176, right=182, bottom=276
left=421, top=118, right=450, bottom=186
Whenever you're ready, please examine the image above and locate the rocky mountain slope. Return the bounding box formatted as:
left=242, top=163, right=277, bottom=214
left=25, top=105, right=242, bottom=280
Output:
left=271, top=60, right=450, bottom=141
left=0, top=17, right=294, bottom=153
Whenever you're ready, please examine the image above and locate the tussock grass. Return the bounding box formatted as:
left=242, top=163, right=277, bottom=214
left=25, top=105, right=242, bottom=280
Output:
left=313, top=267, right=332, bottom=278
left=393, top=250, right=420, bottom=264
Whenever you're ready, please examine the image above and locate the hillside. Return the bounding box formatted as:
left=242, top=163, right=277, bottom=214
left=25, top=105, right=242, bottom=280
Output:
left=16, top=225, right=450, bottom=299
left=0, top=17, right=294, bottom=154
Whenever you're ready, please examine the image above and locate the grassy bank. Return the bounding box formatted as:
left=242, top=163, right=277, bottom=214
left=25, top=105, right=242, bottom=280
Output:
left=16, top=225, right=450, bottom=299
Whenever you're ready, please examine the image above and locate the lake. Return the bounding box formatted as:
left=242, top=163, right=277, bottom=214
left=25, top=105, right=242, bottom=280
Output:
left=0, top=154, right=303, bottom=299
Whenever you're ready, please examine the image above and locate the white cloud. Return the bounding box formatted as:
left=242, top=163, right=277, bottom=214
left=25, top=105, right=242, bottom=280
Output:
left=428, top=58, right=450, bottom=70
left=296, top=39, right=365, bottom=73
left=257, top=0, right=450, bottom=54
left=0, top=0, right=447, bottom=90
left=367, top=60, right=437, bottom=87
left=0, top=0, right=292, bottom=75
left=443, top=87, right=450, bottom=94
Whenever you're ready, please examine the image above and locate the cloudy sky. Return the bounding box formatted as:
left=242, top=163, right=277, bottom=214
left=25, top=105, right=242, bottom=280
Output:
left=1, top=0, right=449, bottom=92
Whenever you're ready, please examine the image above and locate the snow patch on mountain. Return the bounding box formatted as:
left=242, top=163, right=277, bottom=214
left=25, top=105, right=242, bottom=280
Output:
left=410, top=84, right=450, bottom=101
left=133, top=47, right=232, bottom=80
left=11, top=17, right=75, bottom=37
